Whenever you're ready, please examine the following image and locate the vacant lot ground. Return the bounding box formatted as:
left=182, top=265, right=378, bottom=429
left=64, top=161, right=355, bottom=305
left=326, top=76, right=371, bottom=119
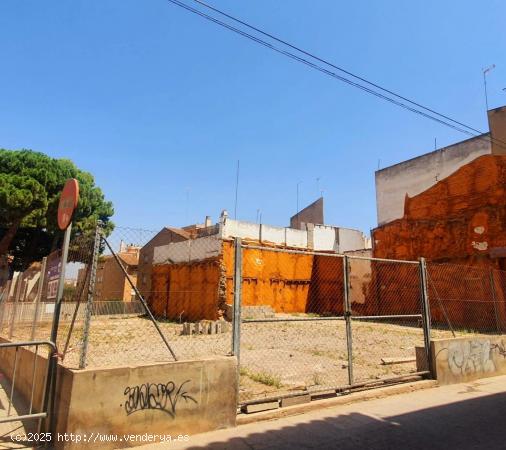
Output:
left=3, top=313, right=473, bottom=404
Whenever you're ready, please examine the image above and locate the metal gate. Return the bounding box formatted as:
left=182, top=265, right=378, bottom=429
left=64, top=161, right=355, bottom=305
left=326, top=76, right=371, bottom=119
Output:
left=0, top=340, right=57, bottom=433
left=232, top=240, right=432, bottom=407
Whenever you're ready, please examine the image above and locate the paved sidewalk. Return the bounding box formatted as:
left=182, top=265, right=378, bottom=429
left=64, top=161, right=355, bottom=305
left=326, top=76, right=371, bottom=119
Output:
left=137, top=375, right=506, bottom=450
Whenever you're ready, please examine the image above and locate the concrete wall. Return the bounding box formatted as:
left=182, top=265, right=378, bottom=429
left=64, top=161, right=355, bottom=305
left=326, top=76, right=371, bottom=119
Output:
left=431, top=335, right=506, bottom=385
left=290, top=197, right=324, bottom=229
left=0, top=341, right=237, bottom=450
left=138, top=228, right=189, bottom=302
left=375, top=134, right=491, bottom=225
left=220, top=219, right=368, bottom=253
left=489, top=105, right=506, bottom=155
left=153, top=236, right=222, bottom=265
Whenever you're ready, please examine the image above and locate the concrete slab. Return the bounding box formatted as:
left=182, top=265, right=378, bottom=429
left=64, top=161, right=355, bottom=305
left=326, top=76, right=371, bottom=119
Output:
left=244, top=401, right=279, bottom=414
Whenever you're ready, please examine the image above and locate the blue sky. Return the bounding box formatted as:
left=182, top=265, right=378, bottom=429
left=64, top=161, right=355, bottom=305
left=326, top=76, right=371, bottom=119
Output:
left=1, top=1, right=505, bottom=235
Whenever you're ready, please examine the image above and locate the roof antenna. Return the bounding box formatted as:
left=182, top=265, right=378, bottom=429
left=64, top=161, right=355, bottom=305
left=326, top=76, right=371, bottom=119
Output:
left=482, top=64, right=495, bottom=112
left=234, top=160, right=240, bottom=220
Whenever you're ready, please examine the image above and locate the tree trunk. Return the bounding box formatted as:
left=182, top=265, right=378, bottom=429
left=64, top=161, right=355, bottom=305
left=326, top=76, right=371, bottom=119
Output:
left=0, top=218, right=22, bottom=256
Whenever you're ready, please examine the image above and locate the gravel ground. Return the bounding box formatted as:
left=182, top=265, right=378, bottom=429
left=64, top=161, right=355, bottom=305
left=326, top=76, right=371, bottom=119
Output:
left=4, top=314, right=468, bottom=404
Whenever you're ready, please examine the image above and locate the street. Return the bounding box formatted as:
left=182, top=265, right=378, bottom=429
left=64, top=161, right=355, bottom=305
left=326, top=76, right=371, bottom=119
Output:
left=138, top=375, right=506, bottom=450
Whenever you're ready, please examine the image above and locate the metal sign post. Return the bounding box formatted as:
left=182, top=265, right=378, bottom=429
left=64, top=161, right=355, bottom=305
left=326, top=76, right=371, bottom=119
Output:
left=43, top=178, right=79, bottom=434
left=49, top=178, right=79, bottom=346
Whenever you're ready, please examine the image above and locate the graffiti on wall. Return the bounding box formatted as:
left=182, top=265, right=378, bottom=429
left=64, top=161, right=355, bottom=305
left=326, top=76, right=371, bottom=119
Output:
left=443, top=339, right=506, bottom=376
left=122, top=380, right=198, bottom=417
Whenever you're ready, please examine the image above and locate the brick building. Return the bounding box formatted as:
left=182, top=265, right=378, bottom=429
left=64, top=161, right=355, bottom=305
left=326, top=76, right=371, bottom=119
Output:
left=94, top=244, right=140, bottom=302
left=148, top=207, right=371, bottom=321
left=371, top=105, right=506, bottom=329
left=373, top=105, right=506, bottom=267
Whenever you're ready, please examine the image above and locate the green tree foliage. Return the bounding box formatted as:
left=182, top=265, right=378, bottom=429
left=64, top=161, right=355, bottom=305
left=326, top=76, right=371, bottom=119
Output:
left=0, top=149, right=114, bottom=271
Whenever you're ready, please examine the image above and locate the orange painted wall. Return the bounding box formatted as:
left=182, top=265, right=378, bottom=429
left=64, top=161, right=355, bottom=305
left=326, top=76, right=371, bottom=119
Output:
left=372, top=155, right=506, bottom=329
left=151, top=259, right=221, bottom=321
left=223, top=241, right=348, bottom=315
left=224, top=241, right=315, bottom=313
left=373, top=155, right=506, bottom=264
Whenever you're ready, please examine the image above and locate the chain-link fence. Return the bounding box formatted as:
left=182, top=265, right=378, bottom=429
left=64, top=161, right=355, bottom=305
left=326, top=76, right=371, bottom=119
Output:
left=2, top=223, right=506, bottom=408
left=427, top=262, right=506, bottom=335
left=235, top=245, right=434, bottom=405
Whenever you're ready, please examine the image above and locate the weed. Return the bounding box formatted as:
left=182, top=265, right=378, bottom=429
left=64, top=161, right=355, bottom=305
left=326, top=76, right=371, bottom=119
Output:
left=240, top=367, right=282, bottom=388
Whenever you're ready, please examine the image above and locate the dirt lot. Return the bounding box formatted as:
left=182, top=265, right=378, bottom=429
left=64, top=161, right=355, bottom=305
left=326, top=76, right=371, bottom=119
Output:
left=4, top=313, right=464, bottom=404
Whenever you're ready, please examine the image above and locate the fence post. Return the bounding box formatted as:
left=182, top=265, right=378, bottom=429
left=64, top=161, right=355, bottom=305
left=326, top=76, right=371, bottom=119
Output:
left=9, top=272, right=24, bottom=339
left=79, top=225, right=101, bottom=368
left=343, top=255, right=354, bottom=386
left=419, top=257, right=433, bottom=377
left=489, top=269, right=501, bottom=333
left=231, top=238, right=242, bottom=360
left=30, top=257, right=47, bottom=341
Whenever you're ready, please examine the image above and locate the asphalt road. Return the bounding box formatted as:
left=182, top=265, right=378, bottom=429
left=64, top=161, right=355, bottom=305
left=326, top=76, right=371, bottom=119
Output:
left=139, top=375, right=506, bottom=450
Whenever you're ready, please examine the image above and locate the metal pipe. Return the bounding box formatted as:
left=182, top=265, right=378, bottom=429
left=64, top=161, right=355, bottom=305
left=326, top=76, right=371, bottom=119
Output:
left=102, top=236, right=177, bottom=361
left=79, top=225, right=101, bottom=368
left=346, top=255, right=419, bottom=264
left=30, top=257, right=47, bottom=341
left=240, top=244, right=345, bottom=258
left=232, top=237, right=243, bottom=411
left=0, top=340, right=56, bottom=350
left=419, top=257, right=433, bottom=377
left=29, top=345, right=39, bottom=414
left=9, top=273, right=24, bottom=339
left=243, top=316, right=345, bottom=323
left=350, top=314, right=422, bottom=321
left=239, top=371, right=430, bottom=407
left=0, top=413, right=47, bottom=424
left=343, top=255, right=354, bottom=386
left=7, top=347, right=19, bottom=416
left=49, top=223, right=72, bottom=346
left=489, top=269, right=501, bottom=333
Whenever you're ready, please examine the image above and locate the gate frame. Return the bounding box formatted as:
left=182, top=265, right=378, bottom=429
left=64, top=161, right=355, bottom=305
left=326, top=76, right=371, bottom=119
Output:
left=234, top=242, right=433, bottom=409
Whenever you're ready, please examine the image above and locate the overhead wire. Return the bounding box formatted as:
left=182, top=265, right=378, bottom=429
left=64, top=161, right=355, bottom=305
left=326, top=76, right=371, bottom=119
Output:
left=166, top=0, right=506, bottom=151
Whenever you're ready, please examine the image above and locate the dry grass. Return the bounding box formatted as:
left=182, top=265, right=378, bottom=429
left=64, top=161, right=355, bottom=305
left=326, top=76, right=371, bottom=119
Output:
left=3, top=312, right=481, bottom=404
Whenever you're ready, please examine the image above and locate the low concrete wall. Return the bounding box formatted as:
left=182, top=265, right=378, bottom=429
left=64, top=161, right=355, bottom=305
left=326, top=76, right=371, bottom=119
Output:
left=0, top=342, right=237, bottom=449
left=431, top=335, right=506, bottom=385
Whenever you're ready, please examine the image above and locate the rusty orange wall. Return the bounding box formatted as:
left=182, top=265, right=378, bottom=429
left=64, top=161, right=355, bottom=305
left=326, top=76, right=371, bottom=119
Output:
left=223, top=241, right=345, bottom=315
left=373, top=155, right=506, bottom=264
left=150, top=260, right=221, bottom=321
left=372, top=155, right=506, bottom=329
left=151, top=265, right=170, bottom=317
left=307, top=255, right=344, bottom=315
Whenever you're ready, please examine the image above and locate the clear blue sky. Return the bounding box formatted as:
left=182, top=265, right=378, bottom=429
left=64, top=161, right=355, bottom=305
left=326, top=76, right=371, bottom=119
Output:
left=1, top=1, right=505, bottom=235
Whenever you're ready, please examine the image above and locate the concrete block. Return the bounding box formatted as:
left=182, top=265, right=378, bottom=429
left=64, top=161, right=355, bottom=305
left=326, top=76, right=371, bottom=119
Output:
left=281, top=394, right=311, bottom=408
left=245, top=401, right=279, bottom=414
left=415, top=346, right=428, bottom=372
left=431, top=335, right=506, bottom=385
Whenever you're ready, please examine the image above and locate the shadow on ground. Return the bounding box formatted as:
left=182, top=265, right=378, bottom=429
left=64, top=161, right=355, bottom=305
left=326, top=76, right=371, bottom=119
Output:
left=0, top=373, right=39, bottom=449
left=187, top=392, right=506, bottom=449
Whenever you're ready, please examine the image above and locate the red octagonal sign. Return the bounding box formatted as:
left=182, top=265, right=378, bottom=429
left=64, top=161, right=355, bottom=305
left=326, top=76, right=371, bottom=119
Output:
left=57, top=179, right=79, bottom=230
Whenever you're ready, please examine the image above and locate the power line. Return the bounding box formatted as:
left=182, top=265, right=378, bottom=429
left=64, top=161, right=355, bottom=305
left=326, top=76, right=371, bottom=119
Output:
left=166, top=0, right=506, bottom=151
left=190, top=0, right=485, bottom=137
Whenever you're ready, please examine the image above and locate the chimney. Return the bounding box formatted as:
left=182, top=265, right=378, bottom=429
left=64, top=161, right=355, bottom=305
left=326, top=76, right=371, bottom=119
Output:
left=205, top=216, right=212, bottom=228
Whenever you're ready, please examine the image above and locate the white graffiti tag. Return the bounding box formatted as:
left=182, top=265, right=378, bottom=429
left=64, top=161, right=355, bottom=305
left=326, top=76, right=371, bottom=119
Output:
left=447, top=340, right=496, bottom=376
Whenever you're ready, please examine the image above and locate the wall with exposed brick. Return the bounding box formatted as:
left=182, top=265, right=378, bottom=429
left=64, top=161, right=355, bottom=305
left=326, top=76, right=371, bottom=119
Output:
left=372, top=154, right=506, bottom=329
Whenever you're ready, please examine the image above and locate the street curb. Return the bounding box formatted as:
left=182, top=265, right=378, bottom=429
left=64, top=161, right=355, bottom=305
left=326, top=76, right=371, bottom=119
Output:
left=237, top=379, right=438, bottom=425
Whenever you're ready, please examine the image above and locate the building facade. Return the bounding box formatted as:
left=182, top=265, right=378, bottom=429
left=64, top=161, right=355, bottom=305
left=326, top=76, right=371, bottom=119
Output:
left=94, top=244, right=140, bottom=302
left=148, top=208, right=371, bottom=321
